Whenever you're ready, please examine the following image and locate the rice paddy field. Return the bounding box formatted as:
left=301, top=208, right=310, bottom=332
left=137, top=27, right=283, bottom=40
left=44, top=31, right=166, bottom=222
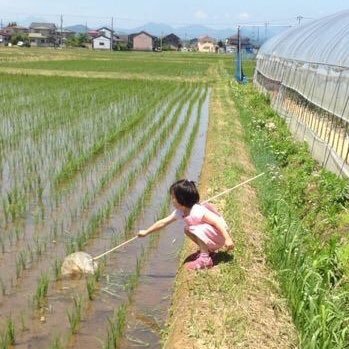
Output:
left=0, top=47, right=242, bottom=348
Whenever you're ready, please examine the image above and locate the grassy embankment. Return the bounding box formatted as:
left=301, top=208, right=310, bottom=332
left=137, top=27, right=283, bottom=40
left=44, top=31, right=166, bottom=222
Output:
left=232, top=83, right=349, bottom=348
left=164, top=60, right=297, bottom=348
left=165, top=57, right=349, bottom=349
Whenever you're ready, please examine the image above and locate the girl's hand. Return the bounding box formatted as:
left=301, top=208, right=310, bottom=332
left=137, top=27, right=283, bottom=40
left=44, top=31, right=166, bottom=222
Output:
left=224, top=238, right=235, bottom=251
left=137, top=230, right=148, bottom=237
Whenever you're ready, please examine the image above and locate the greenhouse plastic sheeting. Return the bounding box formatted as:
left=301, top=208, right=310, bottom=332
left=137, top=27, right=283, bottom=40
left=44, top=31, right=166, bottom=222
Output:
left=255, top=10, right=349, bottom=121
left=258, top=10, right=349, bottom=68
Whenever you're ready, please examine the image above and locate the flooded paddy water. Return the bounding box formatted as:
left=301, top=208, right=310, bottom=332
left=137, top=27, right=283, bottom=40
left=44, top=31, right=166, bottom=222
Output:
left=0, top=64, right=210, bottom=348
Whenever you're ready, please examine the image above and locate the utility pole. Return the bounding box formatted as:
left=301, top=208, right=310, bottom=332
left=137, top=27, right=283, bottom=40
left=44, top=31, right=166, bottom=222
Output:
left=60, top=14, right=63, bottom=47
left=111, top=17, right=114, bottom=51
left=0, top=19, right=3, bottom=30
left=296, top=15, right=304, bottom=25
left=264, top=21, right=268, bottom=41
left=237, top=25, right=242, bottom=81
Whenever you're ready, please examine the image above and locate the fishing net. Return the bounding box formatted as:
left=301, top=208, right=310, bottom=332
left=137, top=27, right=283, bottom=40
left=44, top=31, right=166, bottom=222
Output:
left=61, top=236, right=138, bottom=276
left=61, top=252, right=98, bottom=276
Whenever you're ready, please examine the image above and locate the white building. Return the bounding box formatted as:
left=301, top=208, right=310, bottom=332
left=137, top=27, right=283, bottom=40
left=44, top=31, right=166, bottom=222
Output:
left=92, top=35, right=111, bottom=50
left=197, top=36, right=217, bottom=53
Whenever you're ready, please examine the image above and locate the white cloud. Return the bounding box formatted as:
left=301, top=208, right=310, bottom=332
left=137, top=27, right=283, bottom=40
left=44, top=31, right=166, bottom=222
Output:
left=238, top=12, right=250, bottom=20
left=194, top=10, right=208, bottom=20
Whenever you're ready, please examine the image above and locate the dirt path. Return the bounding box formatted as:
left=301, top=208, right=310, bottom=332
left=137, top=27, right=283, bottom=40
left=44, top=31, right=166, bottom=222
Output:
left=163, top=62, right=298, bottom=348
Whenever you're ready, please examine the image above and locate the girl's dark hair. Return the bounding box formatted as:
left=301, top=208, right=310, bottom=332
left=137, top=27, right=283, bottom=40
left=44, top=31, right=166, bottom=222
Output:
left=170, top=179, right=200, bottom=208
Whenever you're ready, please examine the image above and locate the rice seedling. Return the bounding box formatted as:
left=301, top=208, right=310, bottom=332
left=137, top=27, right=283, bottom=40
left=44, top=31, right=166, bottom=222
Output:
left=0, top=50, right=215, bottom=347
left=67, top=295, right=83, bottom=335
left=0, top=278, right=6, bottom=296
left=104, top=304, right=126, bottom=349
left=0, top=333, right=8, bottom=349
left=49, top=336, right=64, bottom=349
left=33, top=273, right=49, bottom=309
left=0, top=238, right=4, bottom=254
left=20, top=313, right=27, bottom=333
left=5, top=318, right=15, bottom=345
left=49, top=336, right=63, bottom=349
left=52, top=259, right=62, bottom=280
left=86, top=275, right=97, bottom=301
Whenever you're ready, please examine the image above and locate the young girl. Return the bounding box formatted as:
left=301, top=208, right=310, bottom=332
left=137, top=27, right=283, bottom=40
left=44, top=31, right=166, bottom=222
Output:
left=138, top=179, right=234, bottom=270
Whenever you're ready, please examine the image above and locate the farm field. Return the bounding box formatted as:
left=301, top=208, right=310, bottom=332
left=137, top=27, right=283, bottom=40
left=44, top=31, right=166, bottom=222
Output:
left=0, top=48, right=233, bottom=348
left=2, top=45, right=348, bottom=349
left=0, top=48, right=239, bottom=83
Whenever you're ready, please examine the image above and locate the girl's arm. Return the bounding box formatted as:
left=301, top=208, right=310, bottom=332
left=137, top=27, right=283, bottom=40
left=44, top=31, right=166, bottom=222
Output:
left=137, top=211, right=177, bottom=237
left=202, top=210, right=235, bottom=251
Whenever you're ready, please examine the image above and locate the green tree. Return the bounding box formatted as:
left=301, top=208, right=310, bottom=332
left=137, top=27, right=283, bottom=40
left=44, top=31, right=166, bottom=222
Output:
left=66, top=33, right=89, bottom=47
left=10, top=33, right=29, bottom=46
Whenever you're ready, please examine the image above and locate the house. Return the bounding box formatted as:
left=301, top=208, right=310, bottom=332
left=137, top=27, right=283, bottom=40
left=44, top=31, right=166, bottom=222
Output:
left=0, top=25, right=28, bottom=45
left=60, top=29, right=76, bottom=41
left=91, top=27, right=121, bottom=50
left=162, top=33, right=181, bottom=50
left=2, top=25, right=28, bottom=36
left=87, top=30, right=99, bottom=40
left=0, top=31, right=6, bottom=45
left=129, top=31, right=156, bottom=51
left=29, top=22, right=57, bottom=47
left=96, top=27, right=113, bottom=39
left=0, top=31, right=9, bottom=45
left=226, top=34, right=251, bottom=49
left=92, top=35, right=112, bottom=50
left=197, top=36, right=217, bottom=53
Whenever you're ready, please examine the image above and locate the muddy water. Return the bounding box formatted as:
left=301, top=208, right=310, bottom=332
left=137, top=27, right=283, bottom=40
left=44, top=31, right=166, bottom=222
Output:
left=0, top=90, right=188, bottom=297
left=0, top=93, right=194, bottom=334
left=120, top=90, right=210, bottom=349
left=0, top=89, right=209, bottom=348
left=68, top=90, right=208, bottom=349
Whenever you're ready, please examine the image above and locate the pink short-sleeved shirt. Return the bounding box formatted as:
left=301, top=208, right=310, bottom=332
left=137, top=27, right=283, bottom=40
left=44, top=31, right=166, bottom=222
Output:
left=174, top=204, right=206, bottom=226
left=173, top=203, right=226, bottom=251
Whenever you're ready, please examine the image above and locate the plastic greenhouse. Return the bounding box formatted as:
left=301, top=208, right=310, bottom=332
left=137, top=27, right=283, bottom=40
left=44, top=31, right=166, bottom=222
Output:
left=254, top=10, right=349, bottom=177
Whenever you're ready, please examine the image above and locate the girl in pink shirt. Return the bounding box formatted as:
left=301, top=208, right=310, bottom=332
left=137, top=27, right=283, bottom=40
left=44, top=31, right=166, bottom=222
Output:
left=138, top=179, right=234, bottom=270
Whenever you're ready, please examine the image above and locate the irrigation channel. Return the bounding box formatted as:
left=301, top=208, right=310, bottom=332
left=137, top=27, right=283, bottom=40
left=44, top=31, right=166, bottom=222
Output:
left=0, top=74, right=210, bottom=348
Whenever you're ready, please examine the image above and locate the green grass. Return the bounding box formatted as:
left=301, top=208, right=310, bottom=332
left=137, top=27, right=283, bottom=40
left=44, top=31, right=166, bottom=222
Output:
left=232, top=82, right=349, bottom=348
left=0, top=58, right=209, bottom=77
left=0, top=50, right=233, bottom=78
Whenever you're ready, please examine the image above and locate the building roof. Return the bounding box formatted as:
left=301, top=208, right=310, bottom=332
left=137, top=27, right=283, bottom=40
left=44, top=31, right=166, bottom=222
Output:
left=4, top=25, right=28, bottom=30
left=93, top=35, right=110, bottom=40
left=30, top=22, right=56, bottom=30
left=198, top=35, right=216, bottom=44
left=96, top=26, right=113, bottom=32
left=129, top=31, right=156, bottom=39
left=28, top=33, right=47, bottom=39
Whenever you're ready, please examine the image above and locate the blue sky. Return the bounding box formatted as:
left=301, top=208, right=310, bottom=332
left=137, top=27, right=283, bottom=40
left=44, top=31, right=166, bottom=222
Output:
left=0, top=0, right=348, bottom=29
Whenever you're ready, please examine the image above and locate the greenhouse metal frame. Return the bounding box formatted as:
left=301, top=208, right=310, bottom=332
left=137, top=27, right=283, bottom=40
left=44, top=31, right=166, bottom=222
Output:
left=254, top=10, right=349, bottom=177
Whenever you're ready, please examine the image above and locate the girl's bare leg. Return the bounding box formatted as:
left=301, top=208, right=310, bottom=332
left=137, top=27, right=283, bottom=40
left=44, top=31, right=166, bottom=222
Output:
left=184, top=229, right=209, bottom=253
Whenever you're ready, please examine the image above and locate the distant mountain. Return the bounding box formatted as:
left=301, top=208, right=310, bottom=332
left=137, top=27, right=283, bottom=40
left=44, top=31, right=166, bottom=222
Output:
left=117, top=23, right=235, bottom=39
left=63, top=22, right=291, bottom=42
left=65, top=24, right=89, bottom=33
left=116, top=22, right=290, bottom=41
left=175, top=25, right=234, bottom=39
left=129, top=22, right=174, bottom=36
